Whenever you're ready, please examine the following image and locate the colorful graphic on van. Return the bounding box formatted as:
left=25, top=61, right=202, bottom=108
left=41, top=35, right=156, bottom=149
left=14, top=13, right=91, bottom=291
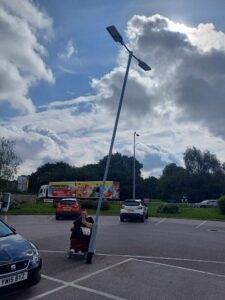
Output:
left=48, top=182, right=76, bottom=198
left=46, top=181, right=120, bottom=199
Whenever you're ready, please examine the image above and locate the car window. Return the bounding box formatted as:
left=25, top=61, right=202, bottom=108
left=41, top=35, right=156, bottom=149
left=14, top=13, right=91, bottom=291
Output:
left=124, top=201, right=141, bottom=206
left=60, top=200, right=77, bottom=205
left=0, top=220, right=13, bottom=237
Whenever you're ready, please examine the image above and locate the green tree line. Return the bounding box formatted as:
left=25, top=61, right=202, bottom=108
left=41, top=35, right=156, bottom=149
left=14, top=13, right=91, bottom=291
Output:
left=28, top=148, right=225, bottom=202
left=1, top=136, right=225, bottom=202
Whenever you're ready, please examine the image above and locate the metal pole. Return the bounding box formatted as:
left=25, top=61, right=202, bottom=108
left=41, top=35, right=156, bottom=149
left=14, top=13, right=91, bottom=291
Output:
left=86, top=51, right=133, bottom=263
left=133, top=132, right=136, bottom=200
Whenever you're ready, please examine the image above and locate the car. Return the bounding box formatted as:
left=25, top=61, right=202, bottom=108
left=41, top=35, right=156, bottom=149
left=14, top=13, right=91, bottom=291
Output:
left=193, top=199, right=218, bottom=208
left=55, top=198, right=81, bottom=220
left=120, top=199, right=149, bottom=222
left=0, top=218, right=42, bottom=291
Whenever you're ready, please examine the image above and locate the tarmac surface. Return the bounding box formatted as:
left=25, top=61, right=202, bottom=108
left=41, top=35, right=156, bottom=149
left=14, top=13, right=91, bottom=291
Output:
left=1, top=215, right=225, bottom=299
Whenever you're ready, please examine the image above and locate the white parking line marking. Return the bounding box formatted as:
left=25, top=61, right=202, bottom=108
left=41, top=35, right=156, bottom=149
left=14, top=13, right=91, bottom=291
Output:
left=41, top=275, right=127, bottom=300
left=73, top=258, right=133, bottom=283
left=133, top=258, right=225, bottom=279
left=196, top=220, right=207, bottom=228
left=72, top=283, right=127, bottom=300
left=46, top=216, right=55, bottom=222
left=154, top=218, right=166, bottom=226
left=28, top=285, right=67, bottom=300
left=97, top=253, right=225, bottom=264
left=41, top=274, right=68, bottom=285
left=39, top=249, right=225, bottom=265
left=30, top=262, right=131, bottom=300
left=40, top=249, right=66, bottom=253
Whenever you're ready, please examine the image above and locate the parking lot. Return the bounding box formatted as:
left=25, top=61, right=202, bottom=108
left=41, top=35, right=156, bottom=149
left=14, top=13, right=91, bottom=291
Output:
left=1, top=215, right=225, bottom=299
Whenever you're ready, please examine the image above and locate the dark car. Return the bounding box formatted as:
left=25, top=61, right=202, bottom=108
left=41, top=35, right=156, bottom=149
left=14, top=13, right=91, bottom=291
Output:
left=55, top=198, right=81, bottom=220
left=0, top=219, right=42, bottom=291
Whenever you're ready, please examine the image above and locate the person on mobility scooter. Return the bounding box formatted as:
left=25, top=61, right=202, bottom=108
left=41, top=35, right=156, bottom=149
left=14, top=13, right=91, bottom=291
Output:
left=68, top=209, right=94, bottom=258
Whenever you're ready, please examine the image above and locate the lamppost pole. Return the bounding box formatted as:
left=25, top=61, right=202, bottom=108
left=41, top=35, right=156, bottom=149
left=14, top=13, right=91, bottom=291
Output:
left=87, top=51, right=133, bottom=263
left=133, top=131, right=139, bottom=200
left=86, top=25, right=151, bottom=264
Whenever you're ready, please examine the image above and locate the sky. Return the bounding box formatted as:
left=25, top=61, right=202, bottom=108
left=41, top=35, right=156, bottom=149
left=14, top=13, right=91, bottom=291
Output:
left=1, top=0, right=225, bottom=179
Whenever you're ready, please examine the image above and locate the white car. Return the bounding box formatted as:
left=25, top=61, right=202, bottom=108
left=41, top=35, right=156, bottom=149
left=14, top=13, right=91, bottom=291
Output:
left=193, top=200, right=218, bottom=208
left=120, top=199, right=149, bottom=222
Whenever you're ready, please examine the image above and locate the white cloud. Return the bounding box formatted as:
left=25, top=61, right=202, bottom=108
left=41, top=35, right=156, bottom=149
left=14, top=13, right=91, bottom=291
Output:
left=0, top=0, right=54, bottom=114
left=39, top=95, right=97, bottom=109
left=59, top=39, right=77, bottom=61
left=2, top=12, right=225, bottom=178
left=168, top=21, right=225, bottom=53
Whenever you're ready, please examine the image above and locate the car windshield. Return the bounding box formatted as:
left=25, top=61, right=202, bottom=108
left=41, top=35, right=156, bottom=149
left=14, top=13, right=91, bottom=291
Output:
left=0, top=220, right=13, bottom=237
left=124, top=201, right=141, bottom=206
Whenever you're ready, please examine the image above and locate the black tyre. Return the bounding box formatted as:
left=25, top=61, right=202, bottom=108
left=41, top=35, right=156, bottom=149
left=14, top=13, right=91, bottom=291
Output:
left=145, top=212, right=149, bottom=219
left=120, top=216, right=124, bottom=222
left=55, top=215, right=59, bottom=220
left=28, top=270, right=41, bottom=286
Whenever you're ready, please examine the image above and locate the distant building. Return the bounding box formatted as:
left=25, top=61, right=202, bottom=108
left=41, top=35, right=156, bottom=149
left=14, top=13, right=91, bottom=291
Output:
left=18, top=175, right=29, bottom=192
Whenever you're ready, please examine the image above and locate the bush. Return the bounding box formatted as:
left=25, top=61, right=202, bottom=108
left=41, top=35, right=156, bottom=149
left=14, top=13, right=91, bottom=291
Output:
left=218, top=196, right=225, bottom=214
left=80, top=199, right=111, bottom=211
left=157, top=204, right=179, bottom=214
left=81, top=200, right=96, bottom=210
left=100, top=200, right=111, bottom=211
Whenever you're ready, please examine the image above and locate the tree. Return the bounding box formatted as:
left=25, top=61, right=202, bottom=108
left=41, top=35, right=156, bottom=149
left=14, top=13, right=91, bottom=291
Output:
left=0, top=137, right=21, bottom=183
left=28, top=162, right=77, bottom=193
left=184, top=147, right=222, bottom=175
left=182, top=147, right=225, bottom=202
left=142, top=176, right=159, bottom=199
left=98, top=153, right=143, bottom=199
left=159, top=163, right=187, bottom=201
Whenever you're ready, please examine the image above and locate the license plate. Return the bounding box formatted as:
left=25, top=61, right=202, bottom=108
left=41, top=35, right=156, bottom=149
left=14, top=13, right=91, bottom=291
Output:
left=0, top=272, right=28, bottom=287
left=127, top=209, right=133, bottom=212
left=63, top=207, right=72, bottom=211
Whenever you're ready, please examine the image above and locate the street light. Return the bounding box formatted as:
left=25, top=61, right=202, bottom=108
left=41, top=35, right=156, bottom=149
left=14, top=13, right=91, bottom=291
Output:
left=133, top=132, right=140, bottom=200
left=86, top=25, right=151, bottom=264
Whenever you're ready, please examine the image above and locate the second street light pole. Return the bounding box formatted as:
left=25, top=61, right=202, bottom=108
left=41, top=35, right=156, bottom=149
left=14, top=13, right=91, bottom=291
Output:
left=133, top=131, right=139, bottom=200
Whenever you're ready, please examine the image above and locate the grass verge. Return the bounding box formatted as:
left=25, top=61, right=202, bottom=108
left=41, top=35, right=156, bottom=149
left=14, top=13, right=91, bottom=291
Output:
left=2, top=201, right=225, bottom=221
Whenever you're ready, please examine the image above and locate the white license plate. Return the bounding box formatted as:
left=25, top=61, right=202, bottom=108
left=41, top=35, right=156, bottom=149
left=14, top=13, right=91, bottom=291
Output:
left=0, top=272, right=28, bottom=287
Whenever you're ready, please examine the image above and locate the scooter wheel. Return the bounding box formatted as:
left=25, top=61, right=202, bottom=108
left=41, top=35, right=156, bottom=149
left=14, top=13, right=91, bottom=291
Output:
left=66, top=250, right=73, bottom=259
left=86, top=252, right=93, bottom=264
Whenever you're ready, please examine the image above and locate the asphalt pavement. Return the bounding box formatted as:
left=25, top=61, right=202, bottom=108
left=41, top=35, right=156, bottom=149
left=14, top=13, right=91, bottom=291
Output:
left=1, top=215, right=225, bottom=299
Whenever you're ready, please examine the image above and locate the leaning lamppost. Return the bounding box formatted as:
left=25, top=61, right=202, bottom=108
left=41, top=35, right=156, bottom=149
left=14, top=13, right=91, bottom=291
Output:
left=86, top=25, right=151, bottom=264
left=133, top=131, right=140, bottom=200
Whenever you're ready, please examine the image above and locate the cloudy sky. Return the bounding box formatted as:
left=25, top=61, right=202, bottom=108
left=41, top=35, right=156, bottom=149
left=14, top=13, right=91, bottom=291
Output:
left=1, top=0, right=225, bottom=178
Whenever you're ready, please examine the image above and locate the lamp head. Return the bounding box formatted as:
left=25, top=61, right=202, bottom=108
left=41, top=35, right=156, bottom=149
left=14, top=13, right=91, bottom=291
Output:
left=106, top=26, right=124, bottom=45
left=138, top=59, right=151, bottom=71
